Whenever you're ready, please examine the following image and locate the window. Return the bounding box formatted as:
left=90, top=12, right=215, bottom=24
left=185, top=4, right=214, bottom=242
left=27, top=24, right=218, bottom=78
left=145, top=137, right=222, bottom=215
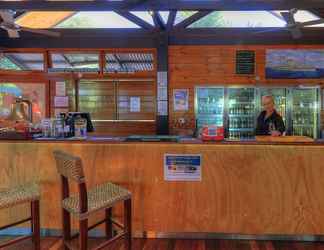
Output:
left=0, top=53, right=44, bottom=71
left=50, top=52, right=100, bottom=72
left=105, top=53, right=154, bottom=73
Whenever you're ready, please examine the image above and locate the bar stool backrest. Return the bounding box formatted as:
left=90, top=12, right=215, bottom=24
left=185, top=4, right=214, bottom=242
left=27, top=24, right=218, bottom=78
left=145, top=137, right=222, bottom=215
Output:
left=53, top=150, right=88, bottom=213
left=53, top=150, right=85, bottom=183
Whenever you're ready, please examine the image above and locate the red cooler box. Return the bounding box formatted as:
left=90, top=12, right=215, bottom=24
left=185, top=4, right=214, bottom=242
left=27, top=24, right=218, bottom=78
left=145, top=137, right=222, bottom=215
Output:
left=201, top=125, right=224, bottom=141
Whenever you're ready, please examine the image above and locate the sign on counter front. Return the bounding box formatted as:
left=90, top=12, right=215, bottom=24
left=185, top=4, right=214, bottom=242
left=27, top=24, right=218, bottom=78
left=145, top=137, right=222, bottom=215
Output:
left=164, top=154, right=202, bottom=181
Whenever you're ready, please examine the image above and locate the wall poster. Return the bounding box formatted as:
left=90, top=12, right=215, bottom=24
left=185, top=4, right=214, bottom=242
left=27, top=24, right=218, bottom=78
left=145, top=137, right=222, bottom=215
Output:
left=130, top=96, right=141, bottom=112
left=266, top=49, right=324, bottom=79
left=173, top=89, right=189, bottom=111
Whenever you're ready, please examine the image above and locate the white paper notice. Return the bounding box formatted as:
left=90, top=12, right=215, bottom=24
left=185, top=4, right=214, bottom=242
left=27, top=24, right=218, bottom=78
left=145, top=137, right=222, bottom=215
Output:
left=158, top=86, right=168, bottom=101
left=54, top=96, right=69, bottom=108
left=158, top=101, right=168, bottom=116
left=55, top=81, right=66, bottom=96
left=130, top=97, right=141, bottom=112
left=157, top=71, right=168, bottom=87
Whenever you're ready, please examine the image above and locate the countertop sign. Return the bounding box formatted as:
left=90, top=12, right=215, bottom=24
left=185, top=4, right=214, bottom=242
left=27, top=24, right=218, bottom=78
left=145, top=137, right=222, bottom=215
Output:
left=236, top=50, right=255, bottom=75
left=164, top=154, right=202, bottom=181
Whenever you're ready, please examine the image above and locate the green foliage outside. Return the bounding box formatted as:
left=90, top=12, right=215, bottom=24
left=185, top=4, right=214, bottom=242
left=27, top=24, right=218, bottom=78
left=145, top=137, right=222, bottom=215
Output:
left=56, top=14, right=94, bottom=28
left=0, top=57, right=21, bottom=70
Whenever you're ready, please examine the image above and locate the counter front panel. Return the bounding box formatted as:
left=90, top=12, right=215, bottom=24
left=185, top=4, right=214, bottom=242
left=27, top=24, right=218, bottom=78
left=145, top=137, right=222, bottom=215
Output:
left=1, top=141, right=324, bottom=236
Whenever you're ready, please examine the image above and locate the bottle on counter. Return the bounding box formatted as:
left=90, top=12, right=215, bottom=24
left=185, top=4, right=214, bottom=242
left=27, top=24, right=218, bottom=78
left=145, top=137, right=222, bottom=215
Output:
left=41, top=118, right=51, bottom=138
left=65, top=113, right=74, bottom=137
left=55, top=114, right=65, bottom=138
left=74, top=115, right=87, bottom=139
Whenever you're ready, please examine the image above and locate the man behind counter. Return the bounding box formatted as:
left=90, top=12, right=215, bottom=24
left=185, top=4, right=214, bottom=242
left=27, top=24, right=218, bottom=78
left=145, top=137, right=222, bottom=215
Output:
left=256, top=95, right=285, bottom=136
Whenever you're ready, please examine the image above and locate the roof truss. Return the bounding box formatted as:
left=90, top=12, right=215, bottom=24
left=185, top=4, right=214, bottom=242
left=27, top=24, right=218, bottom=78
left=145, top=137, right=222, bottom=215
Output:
left=1, top=0, right=324, bottom=11
left=1, top=2, right=324, bottom=47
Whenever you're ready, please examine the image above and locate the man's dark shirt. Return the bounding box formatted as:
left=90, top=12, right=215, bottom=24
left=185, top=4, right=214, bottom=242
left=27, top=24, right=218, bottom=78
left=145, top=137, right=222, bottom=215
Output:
left=256, top=110, right=285, bottom=136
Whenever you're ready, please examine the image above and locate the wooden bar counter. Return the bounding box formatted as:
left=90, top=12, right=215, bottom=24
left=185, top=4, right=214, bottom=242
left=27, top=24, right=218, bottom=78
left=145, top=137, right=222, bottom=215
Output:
left=1, top=138, right=324, bottom=237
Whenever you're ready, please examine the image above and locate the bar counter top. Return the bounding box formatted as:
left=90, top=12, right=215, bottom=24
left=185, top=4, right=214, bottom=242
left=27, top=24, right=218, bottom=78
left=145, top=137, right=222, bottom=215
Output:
left=0, top=135, right=322, bottom=145
left=1, top=136, right=324, bottom=237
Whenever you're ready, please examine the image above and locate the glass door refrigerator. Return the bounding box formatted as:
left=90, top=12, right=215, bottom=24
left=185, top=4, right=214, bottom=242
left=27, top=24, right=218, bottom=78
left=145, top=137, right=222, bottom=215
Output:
left=195, top=87, right=225, bottom=132
left=226, top=87, right=256, bottom=140
left=290, top=87, right=320, bottom=139
left=259, top=87, right=288, bottom=129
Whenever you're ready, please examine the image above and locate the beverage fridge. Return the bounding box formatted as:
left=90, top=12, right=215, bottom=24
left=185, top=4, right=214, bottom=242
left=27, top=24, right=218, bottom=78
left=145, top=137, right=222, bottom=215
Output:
left=195, top=86, right=321, bottom=140
left=195, top=87, right=224, bottom=131
left=227, top=87, right=256, bottom=140
left=291, top=87, right=320, bottom=138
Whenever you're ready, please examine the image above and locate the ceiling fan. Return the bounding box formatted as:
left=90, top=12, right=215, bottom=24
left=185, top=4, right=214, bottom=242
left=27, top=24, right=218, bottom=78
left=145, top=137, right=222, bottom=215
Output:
left=0, top=10, right=60, bottom=38
left=255, top=9, right=324, bottom=39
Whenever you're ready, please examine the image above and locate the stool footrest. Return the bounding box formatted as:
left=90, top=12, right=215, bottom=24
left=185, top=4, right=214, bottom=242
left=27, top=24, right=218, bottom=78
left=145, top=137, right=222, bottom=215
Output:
left=70, top=217, right=118, bottom=240
left=65, top=232, right=126, bottom=250
left=0, top=217, right=32, bottom=231
left=92, top=232, right=126, bottom=250
left=0, top=235, right=32, bottom=248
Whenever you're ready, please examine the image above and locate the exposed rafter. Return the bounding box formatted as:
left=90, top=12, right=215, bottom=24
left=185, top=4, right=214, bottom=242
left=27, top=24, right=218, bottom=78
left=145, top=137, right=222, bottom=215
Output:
left=152, top=11, right=166, bottom=30
left=167, top=11, right=177, bottom=31
left=114, top=11, right=155, bottom=31
left=1, top=1, right=324, bottom=11
left=173, top=11, right=212, bottom=29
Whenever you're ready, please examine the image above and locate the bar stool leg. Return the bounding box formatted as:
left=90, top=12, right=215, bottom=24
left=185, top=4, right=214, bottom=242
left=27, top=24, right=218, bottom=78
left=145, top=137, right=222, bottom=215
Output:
left=79, top=219, right=88, bottom=250
left=31, top=200, right=41, bottom=250
left=62, top=208, right=71, bottom=250
left=124, top=198, right=132, bottom=250
left=31, top=201, right=34, bottom=242
left=105, top=207, right=113, bottom=239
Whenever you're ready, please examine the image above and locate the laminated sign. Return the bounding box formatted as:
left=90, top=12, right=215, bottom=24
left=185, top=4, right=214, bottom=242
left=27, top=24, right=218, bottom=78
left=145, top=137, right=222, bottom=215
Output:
left=164, top=154, right=202, bottom=181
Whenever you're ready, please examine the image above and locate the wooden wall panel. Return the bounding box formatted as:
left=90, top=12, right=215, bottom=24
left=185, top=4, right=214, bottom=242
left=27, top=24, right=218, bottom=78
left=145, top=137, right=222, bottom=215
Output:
left=79, top=81, right=116, bottom=120
left=169, top=45, right=324, bottom=134
left=118, top=81, right=156, bottom=121
left=92, top=121, right=156, bottom=136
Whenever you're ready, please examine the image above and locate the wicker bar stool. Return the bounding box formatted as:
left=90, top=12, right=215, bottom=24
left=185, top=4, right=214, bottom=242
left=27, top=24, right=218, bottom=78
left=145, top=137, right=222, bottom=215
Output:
left=53, top=150, right=132, bottom=250
left=0, top=183, right=40, bottom=250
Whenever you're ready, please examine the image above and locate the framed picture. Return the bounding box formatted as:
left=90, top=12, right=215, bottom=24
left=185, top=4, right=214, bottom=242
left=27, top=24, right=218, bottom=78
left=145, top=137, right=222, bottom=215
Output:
left=173, top=89, right=189, bottom=112
left=266, top=49, right=324, bottom=79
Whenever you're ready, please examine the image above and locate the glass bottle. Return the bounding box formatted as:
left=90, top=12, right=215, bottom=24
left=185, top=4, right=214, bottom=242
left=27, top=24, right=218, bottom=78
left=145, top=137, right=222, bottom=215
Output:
left=74, top=115, right=87, bottom=139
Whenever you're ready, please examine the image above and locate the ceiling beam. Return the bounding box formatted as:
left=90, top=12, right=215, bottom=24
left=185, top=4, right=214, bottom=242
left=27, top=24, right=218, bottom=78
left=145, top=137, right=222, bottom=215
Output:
left=173, top=11, right=212, bottom=29
left=167, top=11, right=176, bottom=31
left=0, top=29, right=158, bottom=48
left=152, top=11, right=166, bottom=30
left=2, top=27, right=324, bottom=48
left=2, top=0, right=324, bottom=11
left=114, top=11, right=155, bottom=30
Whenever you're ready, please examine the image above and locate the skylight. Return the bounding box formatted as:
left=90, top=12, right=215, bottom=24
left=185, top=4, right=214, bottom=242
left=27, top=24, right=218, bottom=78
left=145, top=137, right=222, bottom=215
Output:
left=130, top=11, right=154, bottom=26
left=159, top=11, right=170, bottom=24
left=189, top=10, right=324, bottom=28
left=189, top=11, right=286, bottom=28
left=55, top=11, right=140, bottom=28
left=175, top=11, right=198, bottom=25
left=274, top=10, right=324, bottom=27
